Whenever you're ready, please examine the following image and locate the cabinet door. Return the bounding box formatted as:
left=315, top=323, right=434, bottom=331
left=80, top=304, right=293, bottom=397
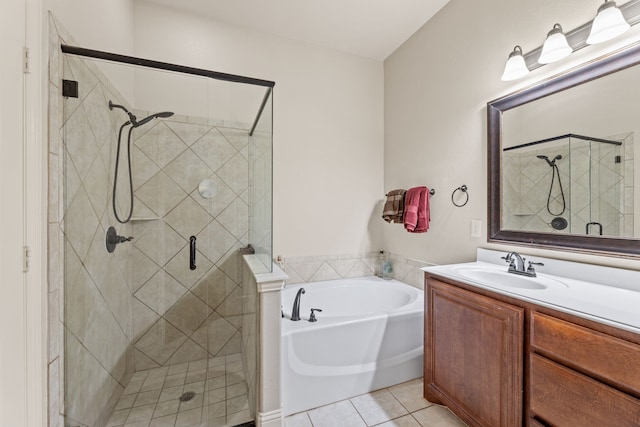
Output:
left=425, top=279, right=524, bottom=427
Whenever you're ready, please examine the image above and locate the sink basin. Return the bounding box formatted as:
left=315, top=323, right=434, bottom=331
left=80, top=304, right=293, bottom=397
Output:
left=452, top=267, right=567, bottom=290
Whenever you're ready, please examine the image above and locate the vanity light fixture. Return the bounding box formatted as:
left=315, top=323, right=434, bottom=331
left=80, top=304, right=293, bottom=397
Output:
left=501, top=46, right=529, bottom=81
left=501, top=0, right=640, bottom=81
left=587, top=1, right=631, bottom=44
left=539, top=24, right=573, bottom=64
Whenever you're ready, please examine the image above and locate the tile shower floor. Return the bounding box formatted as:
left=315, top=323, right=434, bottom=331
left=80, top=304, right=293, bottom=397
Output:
left=106, top=355, right=251, bottom=427
left=284, top=379, right=467, bottom=427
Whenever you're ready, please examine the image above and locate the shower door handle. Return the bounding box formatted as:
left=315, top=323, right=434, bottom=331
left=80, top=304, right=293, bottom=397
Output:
left=189, top=236, right=197, bottom=270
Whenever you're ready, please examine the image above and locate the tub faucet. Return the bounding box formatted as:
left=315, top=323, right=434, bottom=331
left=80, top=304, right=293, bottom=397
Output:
left=291, top=288, right=305, bottom=321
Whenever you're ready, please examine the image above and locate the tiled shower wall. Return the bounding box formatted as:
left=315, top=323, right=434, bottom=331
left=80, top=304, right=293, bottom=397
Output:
left=502, top=134, right=634, bottom=236
left=48, top=15, right=137, bottom=427
left=129, top=116, right=250, bottom=370
left=48, top=14, right=254, bottom=427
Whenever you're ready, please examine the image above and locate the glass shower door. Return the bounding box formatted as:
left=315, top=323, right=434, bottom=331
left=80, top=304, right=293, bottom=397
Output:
left=60, top=48, right=271, bottom=427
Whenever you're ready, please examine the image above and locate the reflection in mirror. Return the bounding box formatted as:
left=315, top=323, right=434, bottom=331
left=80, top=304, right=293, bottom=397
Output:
left=502, top=133, right=632, bottom=237
left=487, top=42, right=640, bottom=256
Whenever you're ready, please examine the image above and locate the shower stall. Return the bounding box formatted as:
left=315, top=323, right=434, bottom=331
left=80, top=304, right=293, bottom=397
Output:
left=502, top=133, right=634, bottom=237
left=49, top=17, right=273, bottom=427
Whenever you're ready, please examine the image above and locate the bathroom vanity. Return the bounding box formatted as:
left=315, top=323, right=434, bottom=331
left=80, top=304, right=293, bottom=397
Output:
left=422, top=249, right=640, bottom=427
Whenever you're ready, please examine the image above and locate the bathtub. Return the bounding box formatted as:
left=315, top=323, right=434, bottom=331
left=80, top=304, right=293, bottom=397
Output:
left=281, top=277, right=424, bottom=416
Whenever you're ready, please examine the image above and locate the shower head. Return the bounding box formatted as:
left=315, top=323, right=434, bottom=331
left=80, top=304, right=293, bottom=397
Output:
left=537, top=154, right=562, bottom=167
left=134, top=111, right=175, bottom=127
left=109, top=100, right=174, bottom=128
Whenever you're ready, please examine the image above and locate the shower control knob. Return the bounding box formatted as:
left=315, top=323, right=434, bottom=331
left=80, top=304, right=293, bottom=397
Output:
left=309, top=308, right=323, bottom=322
left=106, top=226, right=134, bottom=253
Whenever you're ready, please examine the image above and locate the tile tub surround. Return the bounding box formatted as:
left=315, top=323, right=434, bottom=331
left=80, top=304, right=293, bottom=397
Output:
left=284, top=378, right=467, bottom=427
left=106, top=355, right=251, bottom=427
left=277, top=252, right=434, bottom=289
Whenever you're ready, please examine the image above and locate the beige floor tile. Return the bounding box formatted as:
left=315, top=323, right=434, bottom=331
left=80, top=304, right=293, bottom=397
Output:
left=134, top=389, right=161, bottom=407
left=164, top=372, right=187, bottom=388
left=227, top=409, right=251, bottom=425
left=124, top=420, right=151, bottom=427
left=107, top=408, right=130, bottom=426
left=123, top=380, right=145, bottom=395
left=188, top=359, right=208, bottom=372
left=374, top=414, right=421, bottom=427
left=285, top=412, right=313, bottom=427
left=141, top=375, right=166, bottom=392
left=206, top=415, right=227, bottom=427
left=226, top=382, right=246, bottom=399
left=154, top=399, right=180, bottom=418
left=126, top=403, right=155, bottom=423
left=206, top=375, right=226, bottom=390
left=149, top=414, right=177, bottom=427
left=388, top=380, right=432, bottom=413
left=207, top=388, right=226, bottom=405
left=186, top=369, right=207, bottom=384
left=207, top=401, right=226, bottom=419
left=350, top=389, right=408, bottom=426
left=308, top=400, right=367, bottom=427
left=115, top=393, right=137, bottom=410
left=226, top=394, right=248, bottom=414
left=412, top=405, right=467, bottom=427
left=168, top=362, right=189, bottom=375
left=175, top=407, right=202, bottom=427
left=158, top=385, right=184, bottom=402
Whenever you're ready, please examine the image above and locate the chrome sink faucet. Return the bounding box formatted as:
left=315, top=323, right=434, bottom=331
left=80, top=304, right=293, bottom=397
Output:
left=502, top=252, right=543, bottom=277
left=291, top=288, right=305, bottom=321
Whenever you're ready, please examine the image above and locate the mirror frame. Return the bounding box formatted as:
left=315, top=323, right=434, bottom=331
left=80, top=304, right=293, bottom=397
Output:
left=487, top=42, right=640, bottom=257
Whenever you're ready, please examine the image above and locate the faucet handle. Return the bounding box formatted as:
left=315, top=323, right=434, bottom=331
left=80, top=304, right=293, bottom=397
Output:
left=309, top=308, right=323, bottom=322
left=527, top=261, right=544, bottom=276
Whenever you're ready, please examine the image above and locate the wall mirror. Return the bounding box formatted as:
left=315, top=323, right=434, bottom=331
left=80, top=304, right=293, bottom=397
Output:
left=488, top=42, right=640, bottom=257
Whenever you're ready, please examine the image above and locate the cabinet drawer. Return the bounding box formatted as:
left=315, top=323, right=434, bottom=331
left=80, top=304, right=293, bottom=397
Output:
left=530, top=312, right=640, bottom=395
left=530, top=354, right=640, bottom=426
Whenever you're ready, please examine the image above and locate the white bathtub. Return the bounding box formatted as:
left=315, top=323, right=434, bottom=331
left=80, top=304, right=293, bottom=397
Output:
left=281, top=277, right=424, bottom=416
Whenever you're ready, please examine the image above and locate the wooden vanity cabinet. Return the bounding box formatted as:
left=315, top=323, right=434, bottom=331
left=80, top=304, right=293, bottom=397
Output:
left=424, top=277, right=524, bottom=427
left=425, top=273, right=640, bottom=427
left=529, top=312, right=640, bottom=426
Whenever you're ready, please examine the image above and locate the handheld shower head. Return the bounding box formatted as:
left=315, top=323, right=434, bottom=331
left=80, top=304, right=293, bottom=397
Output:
left=537, top=154, right=562, bottom=167
left=108, top=100, right=174, bottom=128
left=134, top=111, right=175, bottom=127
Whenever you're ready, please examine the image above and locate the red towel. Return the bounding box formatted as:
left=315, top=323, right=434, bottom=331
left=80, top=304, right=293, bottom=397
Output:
left=404, top=186, right=430, bottom=233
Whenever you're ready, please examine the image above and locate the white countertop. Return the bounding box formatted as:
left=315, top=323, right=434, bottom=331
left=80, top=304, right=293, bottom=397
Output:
left=422, top=248, right=640, bottom=335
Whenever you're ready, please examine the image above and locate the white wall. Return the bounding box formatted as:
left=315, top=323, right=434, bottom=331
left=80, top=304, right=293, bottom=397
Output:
left=0, top=2, right=27, bottom=426
left=384, top=0, right=640, bottom=269
left=45, top=0, right=135, bottom=101
left=133, top=1, right=385, bottom=258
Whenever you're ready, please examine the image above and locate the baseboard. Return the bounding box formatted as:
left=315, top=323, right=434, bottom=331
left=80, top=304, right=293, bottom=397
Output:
left=256, top=408, right=283, bottom=427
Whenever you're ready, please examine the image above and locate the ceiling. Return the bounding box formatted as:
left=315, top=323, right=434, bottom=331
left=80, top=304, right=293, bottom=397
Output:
left=141, top=0, right=450, bottom=60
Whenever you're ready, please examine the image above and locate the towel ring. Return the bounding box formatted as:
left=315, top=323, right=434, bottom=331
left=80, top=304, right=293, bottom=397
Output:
left=451, top=185, right=468, bottom=207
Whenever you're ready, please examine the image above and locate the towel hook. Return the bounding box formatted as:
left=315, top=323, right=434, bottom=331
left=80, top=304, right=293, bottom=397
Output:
left=451, top=185, right=468, bottom=207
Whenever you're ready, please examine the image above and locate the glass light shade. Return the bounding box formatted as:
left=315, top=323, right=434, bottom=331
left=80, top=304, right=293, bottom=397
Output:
left=587, top=1, right=630, bottom=44
left=501, top=46, right=529, bottom=81
left=539, top=24, right=572, bottom=64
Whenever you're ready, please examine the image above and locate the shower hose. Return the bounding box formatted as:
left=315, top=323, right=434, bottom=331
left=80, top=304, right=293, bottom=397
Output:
left=545, top=163, right=566, bottom=216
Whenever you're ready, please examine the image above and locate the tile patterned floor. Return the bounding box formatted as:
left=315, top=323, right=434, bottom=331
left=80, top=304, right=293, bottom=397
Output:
left=284, top=379, right=468, bottom=427
left=106, top=355, right=251, bottom=427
